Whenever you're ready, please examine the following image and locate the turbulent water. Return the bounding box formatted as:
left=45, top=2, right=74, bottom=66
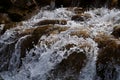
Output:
left=0, top=7, right=120, bottom=80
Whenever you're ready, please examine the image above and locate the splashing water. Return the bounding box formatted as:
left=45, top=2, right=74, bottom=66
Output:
left=0, top=7, right=120, bottom=80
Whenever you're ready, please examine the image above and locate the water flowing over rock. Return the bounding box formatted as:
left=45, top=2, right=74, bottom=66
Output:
left=0, top=3, right=120, bottom=80
left=96, top=39, right=120, bottom=80
left=111, top=25, right=120, bottom=38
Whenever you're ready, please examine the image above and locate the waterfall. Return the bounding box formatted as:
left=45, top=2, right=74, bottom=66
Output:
left=0, top=7, right=120, bottom=80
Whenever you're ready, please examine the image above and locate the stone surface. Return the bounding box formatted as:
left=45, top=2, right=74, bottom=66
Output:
left=96, top=39, right=120, bottom=80
left=111, top=25, right=120, bottom=38
left=47, top=51, right=86, bottom=80
left=34, top=20, right=67, bottom=26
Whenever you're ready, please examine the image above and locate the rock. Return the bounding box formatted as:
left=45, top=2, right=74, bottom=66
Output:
left=70, top=28, right=90, bottom=38
left=18, top=35, right=37, bottom=58
left=71, top=14, right=84, bottom=21
left=0, top=42, right=16, bottom=72
left=0, top=0, right=39, bottom=23
left=0, top=13, right=11, bottom=24
left=96, top=39, right=120, bottom=80
left=111, top=25, right=120, bottom=38
left=47, top=51, right=86, bottom=80
left=94, top=34, right=112, bottom=48
left=34, top=20, right=67, bottom=26
left=8, top=13, right=24, bottom=22
left=71, top=13, right=91, bottom=21
left=20, top=28, right=35, bottom=36
left=73, top=7, right=84, bottom=14
left=32, top=25, right=52, bottom=36
left=1, top=22, right=17, bottom=34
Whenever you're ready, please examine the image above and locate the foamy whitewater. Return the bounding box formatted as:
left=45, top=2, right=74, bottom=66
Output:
left=0, top=7, right=120, bottom=80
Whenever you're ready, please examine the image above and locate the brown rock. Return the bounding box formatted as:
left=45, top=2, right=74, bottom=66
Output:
left=0, top=13, right=11, bottom=24
left=96, top=39, right=120, bottom=80
left=34, top=19, right=67, bottom=26
left=71, top=13, right=91, bottom=21
left=94, top=34, right=112, bottom=48
left=48, top=51, right=86, bottom=80
left=70, top=28, right=90, bottom=38
left=1, top=22, right=17, bottom=34
left=111, top=25, right=120, bottom=38
left=0, top=42, right=16, bottom=71
left=73, top=7, right=84, bottom=14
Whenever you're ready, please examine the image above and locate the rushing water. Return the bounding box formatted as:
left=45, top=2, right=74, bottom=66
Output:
left=0, top=7, right=120, bottom=80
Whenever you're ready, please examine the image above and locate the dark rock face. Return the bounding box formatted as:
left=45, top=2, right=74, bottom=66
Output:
left=111, top=25, right=120, bottom=38
left=96, top=39, right=120, bottom=80
left=0, top=13, right=10, bottom=24
left=0, top=0, right=12, bottom=12
left=0, top=42, right=16, bottom=72
left=47, top=51, right=86, bottom=80
left=0, top=0, right=38, bottom=23
left=47, top=43, right=87, bottom=80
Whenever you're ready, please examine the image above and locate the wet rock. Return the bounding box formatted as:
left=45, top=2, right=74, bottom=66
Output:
left=32, top=25, right=52, bottom=36
left=94, top=34, right=112, bottom=48
left=20, top=28, right=35, bottom=36
left=48, top=51, right=86, bottom=80
left=71, top=13, right=91, bottom=21
left=96, top=39, right=120, bottom=80
left=70, top=28, right=90, bottom=38
left=18, top=35, right=37, bottom=58
left=111, top=25, right=120, bottom=38
left=0, top=42, right=16, bottom=72
left=0, top=13, right=11, bottom=24
left=0, top=0, right=39, bottom=23
left=8, top=13, right=24, bottom=22
left=1, top=22, right=17, bottom=34
left=73, top=7, right=84, bottom=14
left=34, top=20, right=67, bottom=26
left=49, top=26, right=69, bottom=35
left=71, top=14, right=84, bottom=21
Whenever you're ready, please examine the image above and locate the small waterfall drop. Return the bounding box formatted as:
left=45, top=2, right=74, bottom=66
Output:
left=0, top=7, right=120, bottom=80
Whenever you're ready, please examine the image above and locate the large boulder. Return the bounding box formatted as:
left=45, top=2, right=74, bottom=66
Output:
left=47, top=51, right=86, bottom=80
left=96, top=39, right=120, bottom=80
